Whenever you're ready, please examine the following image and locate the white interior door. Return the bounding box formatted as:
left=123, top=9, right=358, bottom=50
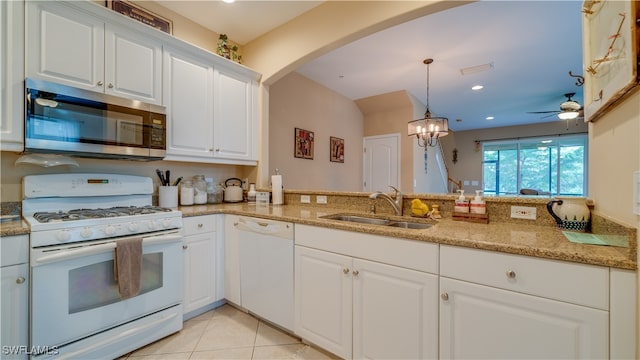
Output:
left=363, top=134, right=400, bottom=192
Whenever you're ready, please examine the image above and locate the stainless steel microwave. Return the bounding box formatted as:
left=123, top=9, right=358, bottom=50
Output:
left=25, top=78, right=166, bottom=161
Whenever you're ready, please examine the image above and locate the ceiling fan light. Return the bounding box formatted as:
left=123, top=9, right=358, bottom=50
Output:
left=558, top=111, right=579, bottom=120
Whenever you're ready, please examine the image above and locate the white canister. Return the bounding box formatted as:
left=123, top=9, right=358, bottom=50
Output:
left=180, top=180, right=194, bottom=206
left=158, top=186, right=178, bottom=208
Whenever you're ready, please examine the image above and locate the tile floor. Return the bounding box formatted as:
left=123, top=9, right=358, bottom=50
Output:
left=121, top=304, right=339, bottom=359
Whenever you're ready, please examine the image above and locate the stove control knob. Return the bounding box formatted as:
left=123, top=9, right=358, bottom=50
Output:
left=162, top=219, right=172, bottom=228
left=128, top=222, right=139, bottom=232
left=57, top=230, right=71, bottom=242
left=104, top=225, right=116, bottom=236
left=147, top=220, right=158, bottom=230
left=80, top=227, right=93, bottom=238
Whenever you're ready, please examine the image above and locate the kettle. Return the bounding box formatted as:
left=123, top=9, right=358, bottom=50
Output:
left=223, top=178, right=244, bottom=203
left=546, top=197, right=590, bottom=232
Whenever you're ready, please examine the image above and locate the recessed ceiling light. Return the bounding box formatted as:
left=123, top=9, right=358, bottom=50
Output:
left=486, top=116, right=494, bottom=120
left=541, top=140, right=553, bottom=144
left=222, top=0, right=235, bottom=3
left=471, top=85, right=484, bottom=91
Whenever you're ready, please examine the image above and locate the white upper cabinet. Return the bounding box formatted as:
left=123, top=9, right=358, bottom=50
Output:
left=213, top=65, right=259, bottom=162
left=0, top=0, right=25, bottom=152
left=26, top=1, right=162, bottom=105
left=163, top=45, right=260, bottom=165
left=163, top=45, right=215, bottom=159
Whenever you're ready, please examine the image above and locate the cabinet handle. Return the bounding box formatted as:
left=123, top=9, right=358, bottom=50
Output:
left=343, top=268, right=350, bottom=274
left=97, top=81, right=104, bottom=86
left=108, top=83, right=114, bottom=89
left=441, top=292, right=449, bottom=301
left=352, top=270, right=359, bottom=277
left=182, top=245, right=188, bottom=249
left=233, top=222, right=239, bottom=226
left=506, top=270, right=517, bottom=279
left=215, top=149, right=220, bottom=152
left=16, top=277, right=25, bottom=284
left=198, top=223, right=203, bottom=228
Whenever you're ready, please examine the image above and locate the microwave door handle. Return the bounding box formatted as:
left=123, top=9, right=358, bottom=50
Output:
left=143, top=233, right=182, bottom=246
left=33, top=242, right=117, bottom=266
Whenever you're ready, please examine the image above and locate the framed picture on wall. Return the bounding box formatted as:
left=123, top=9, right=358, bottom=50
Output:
left=107, top=0, right=173, bottom=34
left=294, top=128, right=314, bottom=159
left=330, top=136, right=344, bottom=163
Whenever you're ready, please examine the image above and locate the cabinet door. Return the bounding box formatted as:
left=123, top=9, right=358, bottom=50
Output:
left=26, top=1, right=105, bottom=91
left=163, top=47, right=215, bottom=160
left=294, top=246, right=352, bottom=359
left=352, top=259, right=438, bottom=360
left=1, top=264, right=29, bottom=359
left=224, top=215, right=242, bottom=305
left=440, top=277, right=608, bottom=359
left=0, top=0, right=24, bottom=152
left=182, top=232, right=216, bottom=315
left=213, top=66, right=257, bottom=161
left=105, top=25, right=162, bottom=104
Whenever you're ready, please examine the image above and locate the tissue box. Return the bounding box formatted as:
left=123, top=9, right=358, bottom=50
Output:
left=256, top=191, right=270, bottom=205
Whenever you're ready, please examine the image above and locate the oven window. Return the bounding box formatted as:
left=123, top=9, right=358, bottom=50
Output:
left=68, top=253, right=163, bottom=314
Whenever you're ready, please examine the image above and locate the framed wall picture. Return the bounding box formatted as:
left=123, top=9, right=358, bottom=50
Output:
left=294, top=128, right=314, bottom=159
left=330, top=136, right=344, bottom=163
left=582, top=0, right=639, bottom=122
left=107, top=0, right=173, bottom=34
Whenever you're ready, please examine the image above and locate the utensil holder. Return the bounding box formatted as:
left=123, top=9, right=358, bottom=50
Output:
left=159, top=186, right=178, bottom=208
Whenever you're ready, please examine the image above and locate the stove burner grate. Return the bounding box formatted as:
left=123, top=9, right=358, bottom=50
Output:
left=33, top=206, right=172, bottom=223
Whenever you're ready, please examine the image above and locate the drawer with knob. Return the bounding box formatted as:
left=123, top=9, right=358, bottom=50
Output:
left=440, top=245, right=609, bottom=310
left=182, top=215, right=217, bottom=235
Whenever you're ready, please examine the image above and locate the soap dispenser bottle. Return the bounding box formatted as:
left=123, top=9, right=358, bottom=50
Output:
left=470, top=190, right=486, bottom=214
left=454, top=190, right=469, bottom=213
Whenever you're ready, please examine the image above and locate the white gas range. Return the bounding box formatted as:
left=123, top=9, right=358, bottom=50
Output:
left=22, top=173, right=184, bottom=359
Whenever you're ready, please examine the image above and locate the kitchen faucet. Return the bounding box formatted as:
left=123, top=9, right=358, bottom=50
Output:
left=369, top=186, right=403, bottom=216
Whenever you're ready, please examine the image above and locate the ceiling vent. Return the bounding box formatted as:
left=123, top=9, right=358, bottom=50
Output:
left=460, top=62, right=494, bottom=76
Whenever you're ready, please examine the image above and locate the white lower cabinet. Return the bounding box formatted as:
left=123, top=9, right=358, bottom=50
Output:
left=182, top=215, right=223, bottom=318
left=1, top=235, right=29, bottom=360
left=439, top=277, right=608, bottom=359
left=439, top=245, right=610, bottom=359
left=294, top=225, right=439, bottom=359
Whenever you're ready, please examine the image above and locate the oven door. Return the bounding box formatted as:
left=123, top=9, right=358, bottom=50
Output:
left=30, top=230, right=182, bottom=349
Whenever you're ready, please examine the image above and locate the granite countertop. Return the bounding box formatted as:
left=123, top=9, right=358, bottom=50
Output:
left=2, top=203, right=635, bottom=270
left=0, top=219, right=30, bottom=236
left=180, top=203, right=637, bottom=270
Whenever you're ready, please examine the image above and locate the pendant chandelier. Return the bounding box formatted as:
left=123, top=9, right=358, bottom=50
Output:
left=408, top=58, right=449, bottom=147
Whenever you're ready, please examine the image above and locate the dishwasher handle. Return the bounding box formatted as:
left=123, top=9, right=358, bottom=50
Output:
left=234, top=218, right=291, bottom=237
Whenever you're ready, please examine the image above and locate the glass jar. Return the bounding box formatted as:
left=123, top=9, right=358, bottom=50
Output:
left=180, top=180, right=194, bottom=206
left=193, top=175, right=208, bottom=204
left=207, top=181, right=223, bottom=204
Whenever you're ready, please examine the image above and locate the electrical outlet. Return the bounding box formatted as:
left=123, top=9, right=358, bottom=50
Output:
left=316, top=195, right=327, bottom=204
left=300, top=195, right=311, bottom=204
left=511, top=206, right=537, bottom=220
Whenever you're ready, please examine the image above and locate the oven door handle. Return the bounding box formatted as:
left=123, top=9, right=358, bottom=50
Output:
left=143, top=233, right=183, bottom=245
left=33, top=242, right=117, bottom=266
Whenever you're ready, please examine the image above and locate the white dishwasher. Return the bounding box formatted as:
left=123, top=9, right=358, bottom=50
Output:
left=236, top=216, right=294, bottom=331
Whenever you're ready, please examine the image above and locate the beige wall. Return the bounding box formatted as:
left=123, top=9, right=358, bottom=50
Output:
left=0, top=152, right=245, bottom=202
left=357, top=91, right=416, bottom=192
left=269, top=72, right=364, bottom=191
left=444, top=120, right=589, bottom=194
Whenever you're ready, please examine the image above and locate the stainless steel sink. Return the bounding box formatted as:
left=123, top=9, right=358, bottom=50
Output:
left=386, top=221, right=433, bottom=229
left=321, top=214, right=433, bottom=229
left=321, top=214, right=392, bottom=225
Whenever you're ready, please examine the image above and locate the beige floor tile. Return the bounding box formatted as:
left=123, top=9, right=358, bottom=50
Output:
left=194, top=311, right=259, bottom=351
left=130, top=320, right=208, bottom=356
left=252, top=344, right=338, bottom=360
left=189, top=347, right=254, bottom=359
left=254, top=321, right=301, bottom=347
left=128, top=351, right=191, bottom=359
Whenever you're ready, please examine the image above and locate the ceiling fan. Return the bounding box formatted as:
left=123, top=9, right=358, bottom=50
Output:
left=527, top=92, right=583, bottom=121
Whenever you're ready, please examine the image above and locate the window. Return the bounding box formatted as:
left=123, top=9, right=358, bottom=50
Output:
left=482, top=134, right=587, bottom=196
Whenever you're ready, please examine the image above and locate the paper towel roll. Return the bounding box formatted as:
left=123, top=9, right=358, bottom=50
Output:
left=272, top=175, right=283, bottom=205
